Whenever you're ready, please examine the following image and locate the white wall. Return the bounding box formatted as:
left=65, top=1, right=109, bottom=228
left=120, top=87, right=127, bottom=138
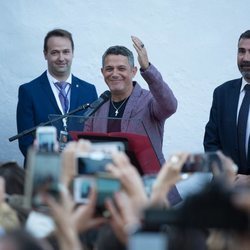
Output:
left=1, top=0, right=249, bottom=165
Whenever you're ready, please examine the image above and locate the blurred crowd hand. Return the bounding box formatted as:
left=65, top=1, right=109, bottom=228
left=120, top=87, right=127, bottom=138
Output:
left=0, top=177, right=20, bottom=231
left=232, top=189, right=250, bottom=214
left=215, top=151, right=237, bottom=185
left=206, top=230, right=250, bottom=250
left=46, top=188, right=106, bottom=250
left=0, top=177, right=5, bottom=203
left=46, top=189, right=81, bottom=250
left=234, top=174, right=250, bottom=187
left=215, top=150, right=250, bottom=187
left=106, top=191, right=140, bottom=245
left=131, top=36, right=149, bottom=71
left=61, top=139, right=92, bottom=187
left=150, top=153, right=188, bottom=208
left=106, top=152, right=148, bottom=215
left=72, top=189, right=106, bottom=233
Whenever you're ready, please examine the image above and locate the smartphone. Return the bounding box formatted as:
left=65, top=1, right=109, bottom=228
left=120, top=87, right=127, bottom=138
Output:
left=181, top=152, right=222, bottom=173
left=128, top=232, right=168, bottom=250
left=36, top=126, right=57, bottom=152
left=24, top=148, right=62, bottom=213
left=91, top=141, right=125, bottom=153
left=142, top=174, right=157, bottom=197
left=95, top=173, right=121, bottom=217
left=76, top=151, right=113, bottom=175
left=73, top=176, right=95, bottom=204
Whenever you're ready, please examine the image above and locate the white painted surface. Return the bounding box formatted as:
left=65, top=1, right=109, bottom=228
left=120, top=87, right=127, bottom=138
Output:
left=1, top=0, right=249, bottom=165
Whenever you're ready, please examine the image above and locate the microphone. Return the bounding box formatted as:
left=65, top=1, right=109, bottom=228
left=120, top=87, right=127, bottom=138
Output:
left=9, top=102, right=91, bottom=142
left=83, top=90, right=111, bottom=118
left=8, top=91, right=111, bottom=142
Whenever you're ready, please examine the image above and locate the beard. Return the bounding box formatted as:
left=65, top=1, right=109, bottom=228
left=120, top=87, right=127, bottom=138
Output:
left=239, top=61, right=250, bottom=81
left=241, top=71, right=250, bottom=81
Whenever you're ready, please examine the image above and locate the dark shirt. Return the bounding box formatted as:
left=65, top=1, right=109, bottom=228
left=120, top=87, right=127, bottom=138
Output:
left=107, top=98, right=129, bottom=132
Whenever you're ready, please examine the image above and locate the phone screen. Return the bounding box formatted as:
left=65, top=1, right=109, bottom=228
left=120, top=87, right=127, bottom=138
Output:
left=25, top=150, right=61, bottom=212
left=73, top=176, right=95, bottom=204
left=36, top=127, right=57, bottom=152
left=142, top=174, right=157, bottom=197
left=96, top=177, right=121, bottom=206
left=77, top=152, right=113, bottom=175
left=181, top=152, right=221, bottom=173
left=91, top=142, right=125, bottom=153
left=128, top=232, right=168, bottom=250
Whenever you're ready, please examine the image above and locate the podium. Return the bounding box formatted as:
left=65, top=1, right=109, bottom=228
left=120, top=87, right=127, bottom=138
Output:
left=49, top=115, right=161, bottom=175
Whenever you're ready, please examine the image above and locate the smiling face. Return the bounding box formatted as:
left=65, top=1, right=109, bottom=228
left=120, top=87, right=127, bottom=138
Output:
left=101, top=54, right=137, bottom=101
left=44, top=36, right=73, bottom=81
left=237, top=38, right=250, bottom=83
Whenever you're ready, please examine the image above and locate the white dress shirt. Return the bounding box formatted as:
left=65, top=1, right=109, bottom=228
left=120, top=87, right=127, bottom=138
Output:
left=237, top=78, right=250, bottom=155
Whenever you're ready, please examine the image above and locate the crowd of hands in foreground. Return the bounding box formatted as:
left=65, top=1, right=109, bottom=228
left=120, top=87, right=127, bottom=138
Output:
left=1, top=139, right=250, bottom=250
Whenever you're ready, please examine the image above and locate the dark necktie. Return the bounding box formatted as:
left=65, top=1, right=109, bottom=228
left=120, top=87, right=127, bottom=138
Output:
left=54, top=82, right=69, bottom=113
left=237, top=84, right=250, bottom=171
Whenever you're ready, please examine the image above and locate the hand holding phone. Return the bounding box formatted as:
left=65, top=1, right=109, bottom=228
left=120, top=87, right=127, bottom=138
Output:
left=73, top=173, right=121, bottom=217
left=24, top=148, right=62, bottom=213
left=95, top=173, right=121, bottom=217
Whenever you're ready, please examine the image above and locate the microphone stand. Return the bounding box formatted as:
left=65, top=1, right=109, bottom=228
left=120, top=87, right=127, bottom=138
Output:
left=9, top=103, right=90, bottom=142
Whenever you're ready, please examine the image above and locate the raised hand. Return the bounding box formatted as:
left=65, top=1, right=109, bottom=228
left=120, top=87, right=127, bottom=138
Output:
left=150, top=153, right=188, bottom=207
left=131, top=36, right=149, bottom=70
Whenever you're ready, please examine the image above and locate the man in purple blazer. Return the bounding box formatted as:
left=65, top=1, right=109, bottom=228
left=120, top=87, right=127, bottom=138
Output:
left=16, top=29, right=98, bottom=158
left=85, top=36, right=180, bottom=205
left=86, top=36, right=177, bottom=165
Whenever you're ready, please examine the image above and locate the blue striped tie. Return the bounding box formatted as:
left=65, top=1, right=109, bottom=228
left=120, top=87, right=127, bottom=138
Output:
left=54, top=82, right=69, bottom=113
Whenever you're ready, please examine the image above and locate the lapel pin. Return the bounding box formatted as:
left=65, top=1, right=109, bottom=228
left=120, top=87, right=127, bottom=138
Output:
left=76, top=84, right=79, bottom=87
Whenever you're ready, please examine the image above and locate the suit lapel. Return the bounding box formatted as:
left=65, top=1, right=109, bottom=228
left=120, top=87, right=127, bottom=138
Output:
left=93, top=101, right=109, bottom=132
left=70, top=75, right=79, bottom=111
left=39, top=72, right=61, bottom=114
left=121, top=82, right=141, bottom=131
left=228, top=79, right=242, bottom=150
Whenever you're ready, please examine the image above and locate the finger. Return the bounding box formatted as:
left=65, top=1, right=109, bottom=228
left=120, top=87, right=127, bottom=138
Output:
left=45, top=195, right=61, bottom=217
left=232, top=192, right=250, bottom=213
left=113, top=192, right=128, bottom=215
left=131, top=36, right=144, bottom=49
left=63, top=141, right=77, bottom=152
left=85, top=217, right=107, bottom=230
left=59, top=185, right=74, bottom=212
left=87, top=188, right=98, bottom=210
left=105, top=199, right=123, bottom=226
left=105, top=163, right=121, bottom=178
left=77, top=139, right=92, bottom=152
left=112, top=152, right=131, bottom=169
left=133, top=43, right=141, bottom=55
left=168, top=152, right=189, bottom=168
left=217, top=151, right=238, bottom=174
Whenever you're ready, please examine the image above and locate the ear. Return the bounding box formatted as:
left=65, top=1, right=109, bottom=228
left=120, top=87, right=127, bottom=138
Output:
left=43, top=50, right=47, bottom=60
left=132, top=66, right=138, bottom=78
left=101, top=68, right=104, bottom=75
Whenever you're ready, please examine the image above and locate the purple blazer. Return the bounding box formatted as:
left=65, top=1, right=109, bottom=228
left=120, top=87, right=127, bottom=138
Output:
left=85, top=64, right=177, bottom=165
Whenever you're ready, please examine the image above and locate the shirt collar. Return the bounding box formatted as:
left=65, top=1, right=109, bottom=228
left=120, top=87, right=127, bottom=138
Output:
left=46, top=70, right=72, bottom=85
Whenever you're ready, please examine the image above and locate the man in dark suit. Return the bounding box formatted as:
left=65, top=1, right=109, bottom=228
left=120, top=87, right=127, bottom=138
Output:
left=204, top=30, right=250, bottom=182
left=16, top=29, right=98, bottom=158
